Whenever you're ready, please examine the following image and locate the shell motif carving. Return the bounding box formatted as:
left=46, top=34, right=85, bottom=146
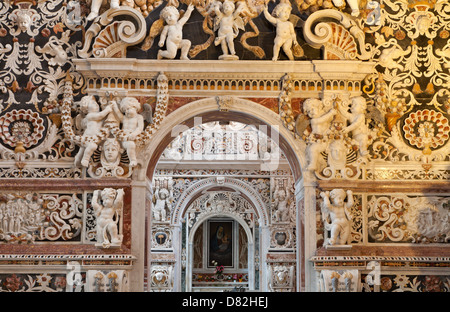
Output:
left=324, top=22, right=358, bottom=60
left=93, top=22, right=125, bottom=58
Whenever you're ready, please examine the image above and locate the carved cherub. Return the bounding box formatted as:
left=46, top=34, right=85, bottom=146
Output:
left=157, top=4, right=195, bottom=60
left=111, top=97, right=145, bottom=167
left=92, top=188, right=124, bottom=248
left=320, top=189, right=354, bottom=246
left=74, top=96, right=113, bottom=168
left=100, top=137, right=123, bottom=169
left=302, top=98, right=336, bottom=173
left=338, top=96, right=369, bottom=157
left=212, top=0, right=245, bottom=59
left=16, top=10, right=32, bottom=32
left=271, top=178, right=292, bottom=223
left=152, top=179, right=174, bottom=222
left=263, top=2, right=298, bottom=61
left=87, top=0, right=120, bottom=21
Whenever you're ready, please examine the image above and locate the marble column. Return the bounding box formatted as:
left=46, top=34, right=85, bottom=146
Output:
left=129, top=179, right=149, bottom=291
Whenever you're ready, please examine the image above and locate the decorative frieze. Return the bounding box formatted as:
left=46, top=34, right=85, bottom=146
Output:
left=0, top=192, right=83, bottom=243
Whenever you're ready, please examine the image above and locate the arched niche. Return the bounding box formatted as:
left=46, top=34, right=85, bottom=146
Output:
left=168, top=177, right=269, bottom=291
left=141, top=97, right=307, bottom=291
left=139, top=97, right=305, bottom=182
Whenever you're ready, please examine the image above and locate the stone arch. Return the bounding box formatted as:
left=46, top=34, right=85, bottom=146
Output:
left=142, top=97, right=306, bottom=292
left=171, top=176, right=270, bottom=227
left=138, top=97, right=306, bottom=182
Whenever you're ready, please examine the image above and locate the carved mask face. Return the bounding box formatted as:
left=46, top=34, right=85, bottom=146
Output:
left=17, top=13, right=31, bottom=32
left=103, top=140, right=120, bottom=163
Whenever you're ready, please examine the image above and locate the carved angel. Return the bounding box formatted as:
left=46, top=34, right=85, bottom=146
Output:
left=111, top=97, right=145, bottom=167
left=263, top=2, right=303, bottom=61
left=74, top=96, right=113, bottom=167
left=157, top=4, right=195, bottom=60
left=338, top=96, right=370, bottom=157
left=211, top=0, right=245, bottom=59
left=92, top=188, right=124, bottom=248
left=271, top=178, right=293, bottom=223
left=152, top=178, right=174, bottom=222
left=302, top=98, right=336, bottom=173
left=320, top=189, right=354, bottom=246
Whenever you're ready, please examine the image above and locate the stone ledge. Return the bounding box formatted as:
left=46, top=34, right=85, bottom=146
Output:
left=314, top=245, right=450, bottom=259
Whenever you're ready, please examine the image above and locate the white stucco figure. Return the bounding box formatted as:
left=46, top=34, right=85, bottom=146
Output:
left=87, top=0, right=120, bottom=21
left=303, top=98, right=336, bottom=173
left=320, top=189, right=354, bottom=246
left=212, top=0, right=245, bottom=60
left=152, top=178, right=174, bottom=222
left=157, top=4, right=194, bottom=60
left=271, top=180, right=291, bottom=222
left=74, top=96, right=112, bottom=168
left=111, top=97, right=144, bottom=167
left=263, top=2, right=298, bottom=61
left=92, top=188, right=124, bottom=248
left=339, top=96, right=369, bottom=157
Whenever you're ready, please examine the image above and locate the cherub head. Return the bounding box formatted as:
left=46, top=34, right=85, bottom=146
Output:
left=100, top=188, right=117, bottom=207
left=101, top=138, right=122, bottom=165
left=80, top=95, right=99, bottom=114
left=222, top=0, right=235, bottom=15
left=17, top=10, right=32, bottom=32
left=329, top=189, right=346, bottom=206
left=350, top=96, right=367, bottom=113
left=272, top=2, right=291, bottom=21
left=160, top=5, right=180, bottom=25
left=120, top=97, right=141, bottom=117
left=303, top=98, right=323, bottom=118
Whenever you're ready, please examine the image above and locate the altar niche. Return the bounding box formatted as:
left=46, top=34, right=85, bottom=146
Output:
left=191, top=217, right=249, bottom=291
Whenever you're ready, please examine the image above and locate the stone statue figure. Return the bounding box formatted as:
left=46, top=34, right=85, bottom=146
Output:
left=271, top=178, right=293, bottom=223
left=74, top=96, right=112, bottom=168
left=263, top=2, right=298, bottom=61
left=92, top=188, right=124, bottom=248
left=303, top=98, right=337, bottom=173
left=338, top=96, right=370, bottom=157
left=152, top=178, right=174, bottom=222
left=320, top=189, right=354, bottom=246
left=111, top=97, right=145, bottom=167
left=211, top=0, right=245, bottom=60
left=157, top=4, right=195, bottom=60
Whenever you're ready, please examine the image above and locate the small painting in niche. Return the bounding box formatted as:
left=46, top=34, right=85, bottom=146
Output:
left=208, top=220, right=233, bottom=267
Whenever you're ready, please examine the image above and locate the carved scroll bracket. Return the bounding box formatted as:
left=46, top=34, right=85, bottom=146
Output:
left=79, top=6, right=147, bottom=59
left=303, top=9, right=373, bottom=61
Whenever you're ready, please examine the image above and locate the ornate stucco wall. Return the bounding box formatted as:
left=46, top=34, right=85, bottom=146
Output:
left=0, top=0, right=448, bottom=292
